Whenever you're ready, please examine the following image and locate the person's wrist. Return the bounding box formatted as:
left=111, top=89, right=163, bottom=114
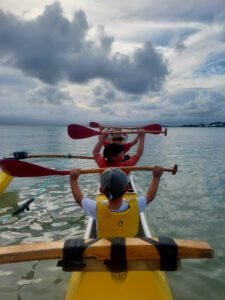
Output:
left=70, top=176, right=78, bottom=181
left=152, top=175, right=160, bottom=180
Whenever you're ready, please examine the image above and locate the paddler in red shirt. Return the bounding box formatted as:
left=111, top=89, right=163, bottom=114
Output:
left=103, top=128, right=140, bottom=160
left=92, top=129, right=145, bottom=173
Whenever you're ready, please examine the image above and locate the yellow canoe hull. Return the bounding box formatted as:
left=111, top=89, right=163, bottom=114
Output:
left=65, top=270, right=172, bottom=300
left=0, top=171, right=13, bottom=193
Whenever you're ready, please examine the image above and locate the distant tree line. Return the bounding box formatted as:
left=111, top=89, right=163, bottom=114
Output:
left=181, top=121, right=225, bottom=127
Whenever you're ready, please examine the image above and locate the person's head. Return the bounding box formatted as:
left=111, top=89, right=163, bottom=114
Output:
left=110, top=128, right=128, bottom=144
left=103, top=143, right=125, bottom=162
left=100, top=168, right=129, bottom=200
left=111, top=134, right=125, bottom=143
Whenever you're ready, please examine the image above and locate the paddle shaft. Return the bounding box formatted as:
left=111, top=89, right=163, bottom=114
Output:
left=90, top=121, right=160, bottom=130
left=80, top=165, right=177, bottom=175
left=13, top=151, right=93, bottom=160
left=27, top=154, right=94, bottom=159
left=100, top=129, right=167, bottom=136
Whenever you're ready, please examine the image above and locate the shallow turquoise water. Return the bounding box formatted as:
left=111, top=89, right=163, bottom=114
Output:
left=0, top=126, right=225, bottom=299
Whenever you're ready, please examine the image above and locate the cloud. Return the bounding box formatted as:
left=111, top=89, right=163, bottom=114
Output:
left=0, top=2, right=169, bottom=94
left=109, top=41, right=169, bottom=93
left=90, top=86, right=225, bottom=125
left=0, top=2, right=89, bottom=84
left=0, top=1, right=224, bottom=126
left=125, top=0, right=225, bottom=23
left=220, top=26, right=225, bottom=41
left=27, top=86, right=72, bottom=105
left=193, top=52, right=225, bottom=77
left=151, top=28, right=198, bottom=47
left=160, top=88, right=225, bottom=124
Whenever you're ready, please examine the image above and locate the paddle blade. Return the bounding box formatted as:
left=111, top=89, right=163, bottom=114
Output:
left=0, top=159, right=69, bottom=177
left=142, top=124, right=162, bottom=133
left=68, top=124, right=99, bottom=139
left=89, top=121, right=100, bottom=128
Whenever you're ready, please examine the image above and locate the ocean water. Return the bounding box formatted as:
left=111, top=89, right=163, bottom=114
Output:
left=0, top=125, right=224, bottom=300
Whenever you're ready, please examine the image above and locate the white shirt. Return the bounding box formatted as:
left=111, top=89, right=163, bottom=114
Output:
left=81, top=196, right=147, bottom=219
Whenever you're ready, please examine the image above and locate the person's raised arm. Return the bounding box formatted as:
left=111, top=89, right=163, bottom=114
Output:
left=92, top=130, right=109, bottom=157
left=70, top=168, right=83, bottom=206
left=135, top=129, right=145, bottom=159
left=145, top=166, right=163, bottom=205
left=129, top=134, right=140, bottom=147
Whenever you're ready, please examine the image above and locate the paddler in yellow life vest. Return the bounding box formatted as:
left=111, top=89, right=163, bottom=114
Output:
left=70, top=167, right=164, bottom=238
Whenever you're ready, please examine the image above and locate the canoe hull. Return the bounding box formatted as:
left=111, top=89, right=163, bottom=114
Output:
left=66, top=270, right=172, bottom=300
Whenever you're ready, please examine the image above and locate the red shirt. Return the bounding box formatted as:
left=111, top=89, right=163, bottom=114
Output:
left=103, top=141, right=133, bottom=153
left=94, top=154, right=139, bottom=174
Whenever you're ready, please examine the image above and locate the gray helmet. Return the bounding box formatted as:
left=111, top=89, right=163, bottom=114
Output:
left=100, top=168, right=129, bottom=199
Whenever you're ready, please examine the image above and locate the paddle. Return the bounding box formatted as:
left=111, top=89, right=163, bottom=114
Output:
left=89, top=121, right=162, bottom=131
left=13, top=151, right=94, bottom=160
left=0, top=159, right=178, bottom=177
left=68, top=124, right=167, bottom=139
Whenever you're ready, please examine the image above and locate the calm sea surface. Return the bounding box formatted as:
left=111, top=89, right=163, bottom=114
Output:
left=0, top=125, right=224, bottom=300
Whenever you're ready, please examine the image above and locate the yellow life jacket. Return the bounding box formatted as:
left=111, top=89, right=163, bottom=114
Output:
left=96, top=197, right=139, bottom=238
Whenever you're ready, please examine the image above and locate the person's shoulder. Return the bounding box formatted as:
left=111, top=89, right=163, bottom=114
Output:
left=82, top=198, right=96, bottom=218
left=137, top=196, right=147, bottom=211
left=124, top=142, right=132, bottom=151
left=137, top=195, right=146, bottom=202
left=125, top=142, right=132, bottom=146
left=81, top=197, right=95, bottom=207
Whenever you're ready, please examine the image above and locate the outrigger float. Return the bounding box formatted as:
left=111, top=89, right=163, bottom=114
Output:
left=0, top=167, right=213, bottom=299
left=0, top=170, right=13, bottom=193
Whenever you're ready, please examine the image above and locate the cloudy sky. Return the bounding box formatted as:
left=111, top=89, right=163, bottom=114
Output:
left=0, top=0, right=224, bottom=126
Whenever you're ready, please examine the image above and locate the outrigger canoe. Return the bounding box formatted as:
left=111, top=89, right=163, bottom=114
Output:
left=0, top=169, right=213, bottom=299
left=0, top=170, right=13, bottom=193
left=65, top=177, right=173, bottom=300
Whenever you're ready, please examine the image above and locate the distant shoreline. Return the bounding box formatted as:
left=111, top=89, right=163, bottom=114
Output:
left=164, top=122, right=225, bottom=128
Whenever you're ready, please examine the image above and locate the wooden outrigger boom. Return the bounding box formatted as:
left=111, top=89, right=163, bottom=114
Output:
left=0, top=237, right=213, bottom=271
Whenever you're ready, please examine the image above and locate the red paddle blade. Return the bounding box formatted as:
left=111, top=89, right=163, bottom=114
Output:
left=142, top=124, right=162, bottom=133
left=142, top=123, right=161, bottom=130
left=0, top=159, right=69, bottom=177
left=89, top=121, right=100, bottom=128
left=68, top=124, right=99, bottom=139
